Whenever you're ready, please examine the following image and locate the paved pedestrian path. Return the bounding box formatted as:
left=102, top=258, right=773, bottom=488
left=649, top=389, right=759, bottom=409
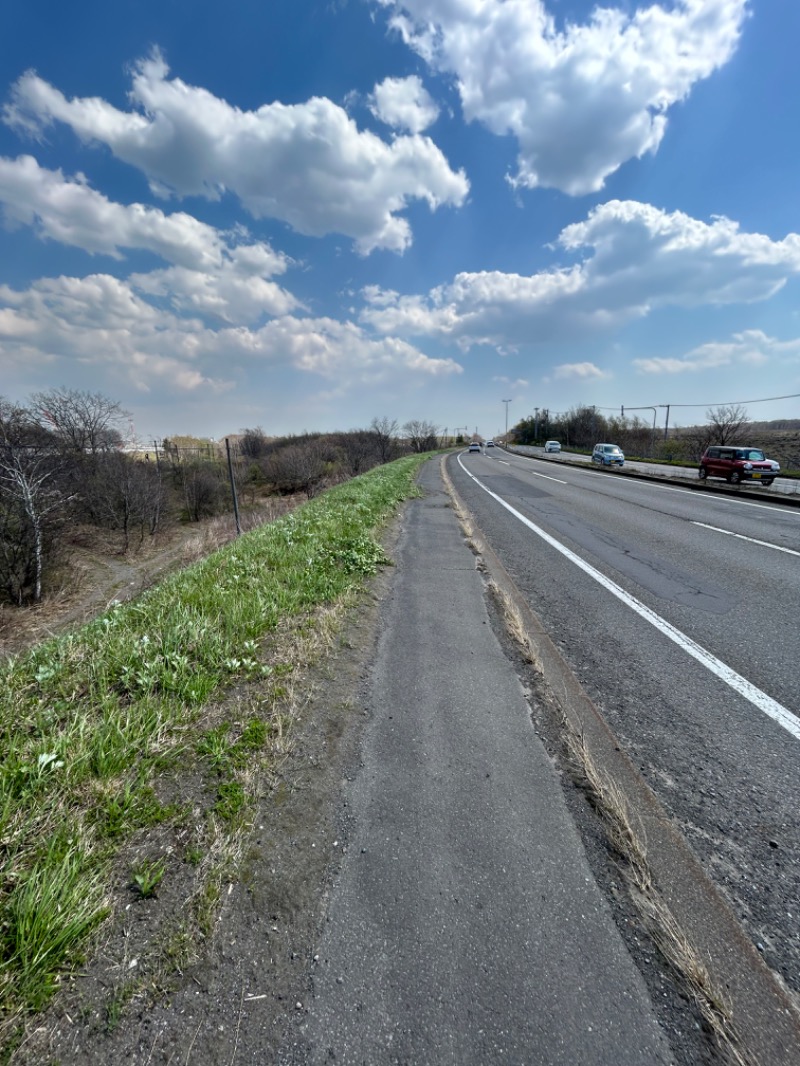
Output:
left=295, top=460, right=674, bottom=1065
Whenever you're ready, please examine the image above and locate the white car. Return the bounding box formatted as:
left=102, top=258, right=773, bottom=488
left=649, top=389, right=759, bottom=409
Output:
left=486, top=440, right=495, bottom=447
left=544, top=440, right=561, bottom=453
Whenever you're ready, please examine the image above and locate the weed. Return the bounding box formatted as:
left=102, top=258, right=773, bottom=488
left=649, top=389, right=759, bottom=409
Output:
left=96, top=782, right=174, bottom=839
left=214, top=781, right=246, bottom=823
left=105, top=983, right=135, bottom=1033
left=131, top=857, right=166, bottom=899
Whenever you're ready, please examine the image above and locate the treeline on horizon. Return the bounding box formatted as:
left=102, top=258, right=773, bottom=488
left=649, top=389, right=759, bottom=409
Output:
left=0, top=390, right=443, bottom=609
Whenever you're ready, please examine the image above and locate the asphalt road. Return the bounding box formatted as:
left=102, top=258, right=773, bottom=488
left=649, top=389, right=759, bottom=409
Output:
left=513, top=444, right=800, bottom=497
left=295, top=459, right=673, bottom=1065
left=448, top=446, right=800, bottom=1007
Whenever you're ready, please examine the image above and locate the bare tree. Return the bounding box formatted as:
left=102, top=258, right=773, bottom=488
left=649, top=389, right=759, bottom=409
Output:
left=369, top=417, right=400, bottom=462
left=263, top=439, right=334, bottom=498
left=402, top=420, right=439, bottom=453
left=29, top=388, right=130, bottom=456
left=0, top=401, right=71, bottom=604
left=178, top=461, right=228, bottom=522
left=239, top=427, right=270, bottom=460
left=706, top=404, right=750, bottom=446
left=82, top=451, right=167, bottom=551
left=334, top=430, right=381, bottom=477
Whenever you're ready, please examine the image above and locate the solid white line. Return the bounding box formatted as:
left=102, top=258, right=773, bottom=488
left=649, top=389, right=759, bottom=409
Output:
left=457, top=457, right=800, bottom=740
left=693, top=522, right=800, bottom=557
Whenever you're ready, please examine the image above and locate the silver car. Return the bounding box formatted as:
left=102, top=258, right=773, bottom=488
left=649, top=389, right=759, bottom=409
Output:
left=592, top=443, right=624, bottom=467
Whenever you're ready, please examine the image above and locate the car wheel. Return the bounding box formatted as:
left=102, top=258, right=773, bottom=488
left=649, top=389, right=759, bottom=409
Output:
left=729, top=471, right=743, bottom=485
left=698, top=465, right=707, bottom=480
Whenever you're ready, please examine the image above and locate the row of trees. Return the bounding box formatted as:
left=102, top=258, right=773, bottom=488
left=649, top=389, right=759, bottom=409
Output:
left=0, top=394, right=444, bottom=607
left=0, top=392, right=165, bottom=606
left=510, top=404, right=755, bottom=461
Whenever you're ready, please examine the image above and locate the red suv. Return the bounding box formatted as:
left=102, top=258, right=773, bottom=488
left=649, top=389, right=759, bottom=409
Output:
left=698, top=446, right=780, bottom=486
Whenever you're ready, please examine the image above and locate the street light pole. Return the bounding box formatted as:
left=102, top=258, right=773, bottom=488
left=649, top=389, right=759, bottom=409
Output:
left=502, top=399, right=512, bottom=445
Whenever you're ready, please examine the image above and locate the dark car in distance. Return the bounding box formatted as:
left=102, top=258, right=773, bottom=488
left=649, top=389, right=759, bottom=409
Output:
left=699, top=446, right=780, bottom=486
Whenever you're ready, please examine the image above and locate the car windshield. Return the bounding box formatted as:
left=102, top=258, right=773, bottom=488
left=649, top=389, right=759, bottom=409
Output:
left=605, top=446, right=621, bottom=453
left=737, top=449, right=765, bottom=460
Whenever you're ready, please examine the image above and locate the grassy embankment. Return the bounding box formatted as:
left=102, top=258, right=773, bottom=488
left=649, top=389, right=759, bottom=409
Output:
left=0, top=454, right=428, bottom=1051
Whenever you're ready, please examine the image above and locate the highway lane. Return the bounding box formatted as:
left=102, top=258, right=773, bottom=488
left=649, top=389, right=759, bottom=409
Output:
left=512, top=443, right=800, bottom=497
left=447, top=447, right=800, bottom=999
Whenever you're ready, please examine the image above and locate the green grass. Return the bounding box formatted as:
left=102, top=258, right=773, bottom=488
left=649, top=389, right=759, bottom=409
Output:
left=0, top=454, right=428, bottom=1048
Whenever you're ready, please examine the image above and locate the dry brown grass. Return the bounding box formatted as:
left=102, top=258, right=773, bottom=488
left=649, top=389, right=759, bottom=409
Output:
left=177, top=497, right=301, bottom=566
left=562, top=719, right=754, bottom=1066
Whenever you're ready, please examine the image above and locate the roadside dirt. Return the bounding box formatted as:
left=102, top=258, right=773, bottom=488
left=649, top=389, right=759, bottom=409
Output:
left=0, top=501, right=297, bottom=662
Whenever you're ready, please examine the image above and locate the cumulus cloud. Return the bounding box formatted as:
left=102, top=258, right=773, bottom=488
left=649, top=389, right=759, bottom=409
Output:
left=554, top=362, right=609, bottom=380
left=4, top=52, right=468, bottom=253
left=634, top=330, right=800, bottom=374
left=376, top=0, right=748, bottom=194
left=360, top=201, right=800, bottom=349
left=369, top=75, right=439, bottom=133
left=0, top=154, right=300, bottom=323
left=492, top=375, right=529, bottom=389
left=0, top=273, right=461, bottom=399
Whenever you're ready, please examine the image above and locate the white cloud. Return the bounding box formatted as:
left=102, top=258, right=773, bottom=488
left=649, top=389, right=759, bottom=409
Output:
left=244, top=316, right=462, bottom=379
left=376, top=0, right=748, bottom=194
left=369, top=75, right=439, bottom=133
left=554, top=362, right=609, bottom=380
left=4, top=52, right=468, bottom=253
left=0, top=154, right=300, bottom=323
left=634, top=330, right=800, bottom=374
left=360, top=201, right=800, bottom=349
left=0, top=273, right=461, bottom=401
left=130, top=262, right=299, bottom=324
left=0, top=154, right=223, bottom=269
left=492, top=375, right=529, bottom=389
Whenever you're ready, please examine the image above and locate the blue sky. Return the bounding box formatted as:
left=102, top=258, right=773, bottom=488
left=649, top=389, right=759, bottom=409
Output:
left=1, top=0, right=799, bottom=443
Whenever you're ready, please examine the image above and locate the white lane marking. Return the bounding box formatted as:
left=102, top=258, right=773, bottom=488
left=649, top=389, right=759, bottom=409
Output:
left=457, top=457, right=800, bottom=740
left=530, top=470, right=567, bottom=484
left=498, top=458, right=566, bottom=483
left=693, top=522, right=800, bottom=557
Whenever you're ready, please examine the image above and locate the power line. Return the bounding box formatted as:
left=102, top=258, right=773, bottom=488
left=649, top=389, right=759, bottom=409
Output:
left=598, top=391, right=800, bottom=413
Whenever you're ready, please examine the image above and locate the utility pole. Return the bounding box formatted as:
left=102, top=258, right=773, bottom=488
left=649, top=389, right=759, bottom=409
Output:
left=502, top=399, right=512, bottom=445
left=659, top=404, right=671, bottom=440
